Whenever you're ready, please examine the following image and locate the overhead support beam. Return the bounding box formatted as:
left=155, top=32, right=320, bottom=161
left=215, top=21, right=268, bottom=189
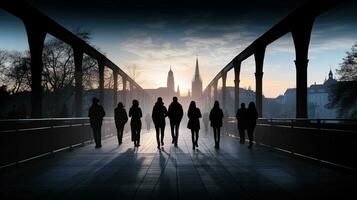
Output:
left=98, top=60, right=105, bottom=104
left=292, top=18, right=315, bottom=118
left=233, top=60, right=241, bottom=113
left=222, top=72, right=227, bottom=112
left=254, top=46, right=266, bottom=117
left=113, top=70, right=118, bottom=108
left=122, top=76, right=127, bottom=106
left=73, top=48, right=83, bottom=117
left=25, top=22, right=46, bottom=118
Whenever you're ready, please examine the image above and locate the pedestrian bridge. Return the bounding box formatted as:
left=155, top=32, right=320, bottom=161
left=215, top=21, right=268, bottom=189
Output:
left=1, top=118, right=357, bottom=199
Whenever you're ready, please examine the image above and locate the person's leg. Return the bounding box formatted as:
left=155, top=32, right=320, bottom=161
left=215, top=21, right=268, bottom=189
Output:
left=98, top=125, right=102, bottom=146
left=217, top=128, right=221, bottom=148
left=120, top=128, right=124, bottom=143
left=213, top=128, right=217, bottom=147
left=118, top=128, right=122, bottom=144
left=161, top=125, right=165, bottom=145
left=175, top=123, right=179, bottom=146
left=137, top=128, right=141, bottom=146
left=191, top=130, right=195, bottom=149
left=170, top=121, right=175, bottom=144
left=195, top=130, right=199, bottom=147
left=92, top=127, right=98, bottom=147
left=239, top=128, right=245, bottom=144
left=155, top=126, right=160, bottom=147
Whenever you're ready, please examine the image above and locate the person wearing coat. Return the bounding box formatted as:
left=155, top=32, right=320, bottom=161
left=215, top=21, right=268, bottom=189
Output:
left=167, top=96, right=183, bottom=147
left=247, top=102, right=258, bottom=149
left=88, top=97, right=106, bottom=148
left=209, top=101, right=224, bottom=149
left=236, top=103, right=248, bottom=144
left=129, top=99, right=142, bottom=147
left=187, top=101, right=202, bottom=150
left=152, top=97, right=168, bottom=149
left=114, top=102, right=128, bottom=145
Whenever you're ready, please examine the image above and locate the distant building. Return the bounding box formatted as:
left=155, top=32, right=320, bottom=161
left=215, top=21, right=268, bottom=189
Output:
left=277, top=70, right=338, bottom=118
left=308, top=70, right=337, bottom=118
left=144, top=68, right=180, bottom=104
left=191, top=57, right=202, bottom=101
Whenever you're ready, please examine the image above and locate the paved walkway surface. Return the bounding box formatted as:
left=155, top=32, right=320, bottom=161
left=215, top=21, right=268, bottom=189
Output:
left=1, top=128, right=357, bottom=199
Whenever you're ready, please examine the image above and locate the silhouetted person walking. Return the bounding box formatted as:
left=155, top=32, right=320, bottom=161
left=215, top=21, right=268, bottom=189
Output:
left=203, top=113, right=209, bottom=132
left=129, top=99, right=142, bottom=147
left=167, top=96, right=183, bottom=147
left=247, top=102, right=258, bottom=149
left=88, top=98, right=105, bottom=148
left=152, top=97, right=167, bottom=149
left=187, top=101, right=202, bottom=150
left=236, top=103, right=247, bottom=144
left=145, top=113, right=151, bottom=130
left=114, top=102, right=128, bottom=145
left=209, top=101, right=224, bottom=149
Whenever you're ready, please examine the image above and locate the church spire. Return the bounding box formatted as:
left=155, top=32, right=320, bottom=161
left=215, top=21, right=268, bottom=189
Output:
left=191, top=56, right=203, bottom=100
left=329, top=69, right=333, bottom=79
left=194, top=56, right=201, bottom=81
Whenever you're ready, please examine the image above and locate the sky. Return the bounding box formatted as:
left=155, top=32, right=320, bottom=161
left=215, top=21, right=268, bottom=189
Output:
left=1, top=0, right=357, bottom=97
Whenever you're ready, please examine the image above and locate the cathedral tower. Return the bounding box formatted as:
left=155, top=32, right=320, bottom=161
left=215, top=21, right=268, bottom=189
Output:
left=167, top=66, right=175, bottom=93
left=191, top=57, right=202, bottom=100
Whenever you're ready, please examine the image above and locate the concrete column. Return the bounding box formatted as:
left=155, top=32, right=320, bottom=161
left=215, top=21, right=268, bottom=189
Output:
left=292, top=19, right=314, bottom=118
left=234, top=60, right=241, bottom=114
left=73, top=48, right=83, bottom=117
left=98, top=60, right=104, bottom=104
left=222, top=72, right=227, bottom=112
left=113, top=70, right=118, bottom=108
left=25, top=22, right=46, bottom=118
left=122, top=76, right=127, bottom=106
left=254, top=47, right=265, bottom=118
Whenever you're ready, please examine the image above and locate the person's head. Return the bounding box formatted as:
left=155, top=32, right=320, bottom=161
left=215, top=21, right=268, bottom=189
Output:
left=92, top=97, right=99, bottom=105
left=173, top=96, right=178, bottom=102
left=248, top=102, right=256, bottom=110
left=132, top=99, right=139, bottom=107
left=157, top=97, right=163, bottom=103
left=214, top=101, right=219, bottom=108
left=117, top=102, right=124, bottom=108
left=189, top=101, right=196, bottom=110
left=241, top=103, right=245, bottom=109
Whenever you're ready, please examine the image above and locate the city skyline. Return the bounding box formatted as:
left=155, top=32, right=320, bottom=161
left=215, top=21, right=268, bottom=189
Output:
left=1, top=0, right=357, bottom=97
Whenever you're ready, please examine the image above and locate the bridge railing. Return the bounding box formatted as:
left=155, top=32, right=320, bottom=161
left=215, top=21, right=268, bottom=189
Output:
left=225, top=117, right=357, bottom=169
left=0, top=118, right=115, bottom=168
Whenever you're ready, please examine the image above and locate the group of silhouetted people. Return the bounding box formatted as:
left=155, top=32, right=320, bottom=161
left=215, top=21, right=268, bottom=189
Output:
left=236, top=102, right=258, bottom=149
left=88, top=96, right=258, bottom=150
